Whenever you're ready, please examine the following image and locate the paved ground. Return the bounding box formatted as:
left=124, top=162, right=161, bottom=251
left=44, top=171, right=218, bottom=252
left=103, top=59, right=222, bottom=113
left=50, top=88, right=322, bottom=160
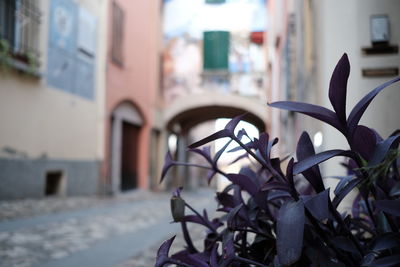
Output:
left=0, top=189, right=217, bottom=267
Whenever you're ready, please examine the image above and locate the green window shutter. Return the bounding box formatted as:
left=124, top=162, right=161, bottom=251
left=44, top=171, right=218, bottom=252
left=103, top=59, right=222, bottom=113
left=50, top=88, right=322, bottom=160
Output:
left=205, top=0, right=226, bottom=4
left=203, top=31, right=229, bottom=71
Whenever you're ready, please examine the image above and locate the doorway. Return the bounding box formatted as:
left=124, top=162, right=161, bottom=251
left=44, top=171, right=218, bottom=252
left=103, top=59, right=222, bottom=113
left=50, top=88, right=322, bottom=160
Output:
left=110, top=101, right=143, bottom=194
left=120, top=121, right=139, bottom=191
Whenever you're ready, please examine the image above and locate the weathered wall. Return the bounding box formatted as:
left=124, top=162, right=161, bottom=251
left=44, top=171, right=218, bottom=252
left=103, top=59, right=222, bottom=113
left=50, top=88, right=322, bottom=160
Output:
left=104, top=0, right=161, bottom=191
left=316, top=0, right=400, bottom=176
left=0, top=0, right=107, bottom=199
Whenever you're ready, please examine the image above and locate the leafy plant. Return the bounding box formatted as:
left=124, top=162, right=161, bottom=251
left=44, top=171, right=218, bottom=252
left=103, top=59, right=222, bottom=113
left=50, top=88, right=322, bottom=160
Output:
left=156, top=54, right=400, bottom=266
left=0, top=38, right=39, bottom=76
left=0, top=39, right=12, bottom=71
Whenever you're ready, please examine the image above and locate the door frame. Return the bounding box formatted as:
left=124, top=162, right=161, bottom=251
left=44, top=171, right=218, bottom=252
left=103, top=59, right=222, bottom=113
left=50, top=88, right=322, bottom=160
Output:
left=110, top=102, right=143, bottom=194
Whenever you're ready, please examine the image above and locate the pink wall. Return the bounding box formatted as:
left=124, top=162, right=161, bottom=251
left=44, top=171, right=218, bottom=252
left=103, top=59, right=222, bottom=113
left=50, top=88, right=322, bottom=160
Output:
left=103, top=0, right=160, bottom=190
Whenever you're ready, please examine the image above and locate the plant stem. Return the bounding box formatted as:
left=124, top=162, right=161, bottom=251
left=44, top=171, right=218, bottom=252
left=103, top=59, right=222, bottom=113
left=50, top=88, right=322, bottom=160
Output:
left=165, top=258, right=193, bottom=267
left=184, top=202, right=217, bottom=233
left=232, top=227, right=273, bottom=239
left=232, top=135, right=285, bottom=181
left=234, top=256, right=267, bottom=267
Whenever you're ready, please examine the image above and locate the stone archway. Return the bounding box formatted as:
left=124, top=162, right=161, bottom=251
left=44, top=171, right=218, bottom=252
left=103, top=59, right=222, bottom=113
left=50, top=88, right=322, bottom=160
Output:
left=110, top=101, right=143, bottom=193
left=157, top=94, right=268, bottom=190
left=163, top=91, right=267, bottom=133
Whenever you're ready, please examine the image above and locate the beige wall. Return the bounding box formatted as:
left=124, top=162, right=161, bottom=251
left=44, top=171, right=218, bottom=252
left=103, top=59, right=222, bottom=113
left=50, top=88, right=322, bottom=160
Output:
left=0, top=0, right=107, bottom=160
left=316, top=0, right=400, bottom=176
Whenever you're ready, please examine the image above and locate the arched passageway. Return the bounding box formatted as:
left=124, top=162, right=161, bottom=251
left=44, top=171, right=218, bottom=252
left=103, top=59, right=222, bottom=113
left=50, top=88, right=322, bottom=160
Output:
left=163, top=91, right=267, bottom=133
left=157, top=94, right=268, bottom=191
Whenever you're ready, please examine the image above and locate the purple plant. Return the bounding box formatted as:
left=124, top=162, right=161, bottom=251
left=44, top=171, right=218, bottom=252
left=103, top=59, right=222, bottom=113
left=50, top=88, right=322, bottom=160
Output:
left=156, top=54, right=400, bottom=266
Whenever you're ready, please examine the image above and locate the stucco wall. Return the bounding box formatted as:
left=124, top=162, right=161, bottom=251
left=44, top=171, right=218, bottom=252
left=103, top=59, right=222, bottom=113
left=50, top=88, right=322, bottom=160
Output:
left=0, top=0, right=107, bottom=160
left=0, top=0, right=107, bottom=198
left=104, top=0, right=160, bottom=190
left=317, top=0, right=400, bottom=177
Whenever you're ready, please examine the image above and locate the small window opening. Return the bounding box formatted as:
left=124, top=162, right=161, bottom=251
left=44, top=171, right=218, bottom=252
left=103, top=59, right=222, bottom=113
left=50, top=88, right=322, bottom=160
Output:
left=45, top=171, right=63, bottom=196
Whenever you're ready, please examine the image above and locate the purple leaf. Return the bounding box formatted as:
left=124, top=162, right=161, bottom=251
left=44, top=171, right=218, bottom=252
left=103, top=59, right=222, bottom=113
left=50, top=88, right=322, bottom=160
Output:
left=210, top=243, right=219, bottom=267
left=207, top=170, right=217, bottom=185
left=227, top=204, right=244, bottom=229
left=267, top=137, right=279, bottom=159
left=155, top=235, right=175, bottom=267
left=294, top=149, right=356, bottom=175
left=375, top=200, right=400, bottom=216
left=225, top=114, right=246, bottom=133
left=331, top=236, right=359, bottom=254
left=350, top=125, right=378, bottom=161
left=267, top=190, right=291, bottom=201
left=368, top=134, right=400, bottom=166
left=237, top=128, right=247, bottom=140
left=160, top=151, right=175, bottom=183
left=226, top=173, right=259, bottom=196
left=216, top=192, right=236, bottom=208
left=304, top=189, right=330, bottom=221
left=239, top=167, right=260, bottom=187
left=268, top=101, right=344, bottom=133
left=372, top=234, right=400, bottom=251
left=257, top=132, right=269, bottom=161
left=296, top=131, right=315, bottom=160
left=332, top=175, right=355, bottom=196
left=262, top=181, right=291, bottom=192
left=172, top=251, right=209, bottom=267
left=188, top=129, right=230, bottom=148
left=286, top=158, right=297, bottom=198
left=276, top=200, right=305, bottom=266
left=370, top=254, right=400, bottom=267
left=347, top=76, right=400, bottom=138
left=329, top=53, right=350, bottom=124
left=189, top=146, right=213, bottom=165
left=214, top=139, right=233, bottom=164
left=182, top=213, right=222, bottom=231
left=223, top=235, right=235, bottom=259
left=228, top=141, right=256, bottom=152
left=296, top=132, right=325, bottom=193
left=172, top=187, right=183, bottom=197
left=332, top=177, right=363, bottom=208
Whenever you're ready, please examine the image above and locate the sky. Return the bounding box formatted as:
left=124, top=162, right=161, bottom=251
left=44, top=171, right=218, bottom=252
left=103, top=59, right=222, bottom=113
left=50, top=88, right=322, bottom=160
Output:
left=163, top=0, right=267, bottom=38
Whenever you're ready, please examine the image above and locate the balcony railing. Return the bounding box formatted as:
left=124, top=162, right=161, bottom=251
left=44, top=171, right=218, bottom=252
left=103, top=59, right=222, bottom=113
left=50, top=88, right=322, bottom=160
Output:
left=0, top=0, right=41, bottom=70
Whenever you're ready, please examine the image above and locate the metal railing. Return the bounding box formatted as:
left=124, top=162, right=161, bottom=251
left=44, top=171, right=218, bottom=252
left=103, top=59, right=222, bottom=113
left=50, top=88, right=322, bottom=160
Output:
left=0, top=0, right=41, bottom=64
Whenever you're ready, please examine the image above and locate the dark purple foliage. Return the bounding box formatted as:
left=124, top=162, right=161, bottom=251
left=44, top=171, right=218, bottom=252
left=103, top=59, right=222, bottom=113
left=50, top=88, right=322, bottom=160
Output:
left=156, top=54, right=400, bottom=266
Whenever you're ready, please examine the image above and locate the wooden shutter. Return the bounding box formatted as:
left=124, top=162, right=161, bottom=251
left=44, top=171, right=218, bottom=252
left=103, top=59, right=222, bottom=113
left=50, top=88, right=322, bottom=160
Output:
left=205, top=0, right=226, bottom=4
left=203, top=31, right=229, bottom=71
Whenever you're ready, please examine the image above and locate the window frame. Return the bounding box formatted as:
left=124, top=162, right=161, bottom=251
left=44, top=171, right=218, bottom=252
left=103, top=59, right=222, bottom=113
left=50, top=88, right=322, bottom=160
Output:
left=111, top=1, right=124, bottom=66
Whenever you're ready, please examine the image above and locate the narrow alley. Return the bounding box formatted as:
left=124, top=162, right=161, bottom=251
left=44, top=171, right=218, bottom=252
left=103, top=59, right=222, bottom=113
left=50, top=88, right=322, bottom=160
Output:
left=0, top=189, right=215, bottom=267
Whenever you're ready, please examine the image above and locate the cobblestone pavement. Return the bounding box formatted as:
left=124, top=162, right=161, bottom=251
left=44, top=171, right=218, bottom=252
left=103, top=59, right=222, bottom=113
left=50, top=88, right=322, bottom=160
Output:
left=0, top=190, right=157, bottom=222
left=119, top=224, right=206, bottom=267
left=0, top=189, right=217, bottom=267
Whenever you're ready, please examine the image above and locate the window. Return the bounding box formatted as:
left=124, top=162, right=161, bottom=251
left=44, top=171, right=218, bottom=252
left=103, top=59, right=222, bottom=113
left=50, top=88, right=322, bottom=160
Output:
left=0, top=0, right=41, bottom=65
left=203, top=31, right=230, bottom=71
left=111, top=1, right=124, bottom=66
left=206, top=0, right=226, bottom=3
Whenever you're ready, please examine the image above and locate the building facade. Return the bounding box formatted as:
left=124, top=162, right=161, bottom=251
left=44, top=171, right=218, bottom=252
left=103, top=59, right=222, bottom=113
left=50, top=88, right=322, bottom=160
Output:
left=103, top=0, right=161, bottom=194
left=267, top=0, right=400, bottom=176
left=0, top=0, right=107, bottom=199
